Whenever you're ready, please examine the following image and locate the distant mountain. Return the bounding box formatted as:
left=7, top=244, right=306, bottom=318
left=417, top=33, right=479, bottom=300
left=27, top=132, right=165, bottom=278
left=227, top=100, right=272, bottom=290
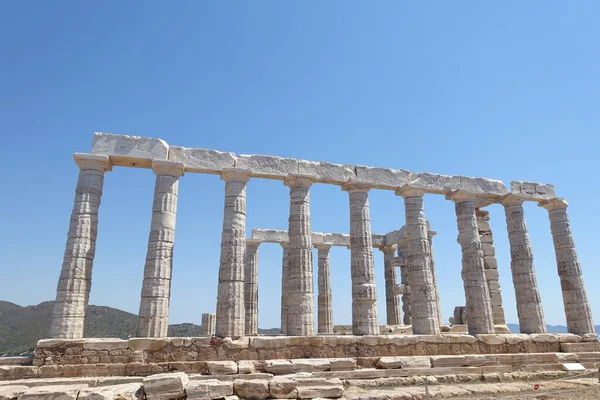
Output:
left=506, top=323, right=598, bottom=334
left=0, top=301, right=280, bottom=356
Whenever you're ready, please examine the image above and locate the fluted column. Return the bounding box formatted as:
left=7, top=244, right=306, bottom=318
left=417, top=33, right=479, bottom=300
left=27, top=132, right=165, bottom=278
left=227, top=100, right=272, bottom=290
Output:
left=343, top=181, right=379, bottom=335
left=396, top=186, right=440, bottom=334
left=216, top=168, right=251, bottom=338
left=201, top=313, right=216, bottom=336
left=245, top=239, right=261, bottom=335
left=381, top=246, right=401, bottom=326
left=427, top=231, right=443, bottom=327
left=446, top=191, right=494, bottom=334
left=284, top=174, right=315, bottom=336
left=475, top=209, right=507, bottom=327
left=397, top=240, right=411, bottom=325
left=539, top=198, right=595, bottom=335
left=50, top=153, right=111, bottom=339
left=316, top=243, right=334, bottom=334
left=280, top=241, right=290, bottom=334
left=138, top=161, right=184, bottom=337
left=499, top=195, right=545, bottom=333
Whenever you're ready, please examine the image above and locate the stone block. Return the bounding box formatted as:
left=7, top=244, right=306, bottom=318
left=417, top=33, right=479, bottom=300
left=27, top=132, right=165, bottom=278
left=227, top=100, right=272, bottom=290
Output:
left=297, top=160, right=355, bottom=184
left=0, top=357, right=33, bottom=366
left=459, top=176, right=508, bottom=196
left=235, top=154, right=298, bottom=179
left=0, top=386, right=29, bottom=400
left=560, top=342, right=600, bottom=352
left=377, top=356, right=431, bottom=369
left=268, top=378, right=297, bottom=399
left=207, top=361, right=238, bottom=375
left=233, top=379, right=269, bottom=400
left=264, top=360, right=294, bottom=375
left=82, top=338, right=129, bottom=351
left=168, top=146, right=236, bottom=174
left=329, top=358, right=356, bottom=371
left=250, top=229, right=288, bottom=244
left=354, top=166, right=410, bottom=190
left=321, top=233, right=350, bottom=246
left=293, top=377, right=344, bottom=399
left=17, top=385, right=82, bottom=400
left=510, top=181, right=556, bottom=201
left=237, top=361, right=256, bottom=374
left=408, top=172, right=461, bottom=194
left=186, top=379, right=233, bottom=399
left=128, top=338, right=170, bottom=351
left=78, top=383, right=141, bottom=400
left=561, top=363, right=585, bottom=371
left=291, top=359, right=331, bottom=372
left=92, top=132, right=168, bottom=168
left=476, top=334, right=505, bottom=345
left=142, top=372, right=189, bottom=400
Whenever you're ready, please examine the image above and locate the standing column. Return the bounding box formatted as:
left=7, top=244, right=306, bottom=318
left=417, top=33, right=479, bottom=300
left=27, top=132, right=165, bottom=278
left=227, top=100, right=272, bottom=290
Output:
left=427, top=231, right=443, bottom=327
left=50, top=153, right=111, bottom=339
left=380, top=246, right=401, bottom=326
left=280, top=242, right=290, bottom=334
left=475, top=209, right=508, bottom=327
left=446, top=191, right=494, bottom=334
left=201, top=313, right=216, bottom=336
left=138, top=161, right=184, bottom=337
left=499, top=196, right=545, bottom=333
left=216, top=168, right=251, bottom=338
left=245, top=239, right=261, bottom=335
left=316, top=243, right=334, bottom=334
left=398, top=240, right=411, bottom=325
left=396, top=187, right=440, bottom=334
left=343, top=181, right=379, bottom=335
left=539, top=198, right=595, bottom=335
left=284, top=174, right=315, bottom=336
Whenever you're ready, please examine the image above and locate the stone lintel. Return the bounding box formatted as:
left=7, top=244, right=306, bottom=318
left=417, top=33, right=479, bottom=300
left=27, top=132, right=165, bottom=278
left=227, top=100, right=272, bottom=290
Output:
left=91, top=132, right=168, bottom=169
left=221, top=168, right=252, bottom=183
left=538, top=197, right=568, bottom=211
left=73, top=153, right=112, bottom=172
left=152, top=161, right=184, bottom=177
left=511, top=181, right=556, bottom=201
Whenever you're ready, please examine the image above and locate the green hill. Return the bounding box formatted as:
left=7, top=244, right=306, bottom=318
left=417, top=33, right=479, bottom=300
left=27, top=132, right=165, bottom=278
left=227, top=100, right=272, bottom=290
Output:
left=0, top=301, right=280, bottom=356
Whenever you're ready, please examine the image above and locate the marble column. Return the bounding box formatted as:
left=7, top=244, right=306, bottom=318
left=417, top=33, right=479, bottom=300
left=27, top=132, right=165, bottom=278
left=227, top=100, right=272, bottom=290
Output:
left=539, top=198, right=595, bottom=335
left=138, top=161, right=184, bottom=337
left=397, top=240, right=411, bottom=325
left=316, top=243, right=334, bottom=334
left=427, top=231, right=444, bottom=327
left=216, top=168, right=251, bottom=338
left=499, top=195, right=545, bottom=333
left=381, top=246, right=401, bottom=326
left=446, top=191, right=494, bottom=335
left=475, top=209, right=508, bottom=327
left=396, top=187, right=440, bottom=334
left=201, top=313, right=216, bottom=336
left=280, top=242, right=290, bottom=334
left=343, top=181, right=379, bottom=335
left=50, top=153, right=111, bottom=339
left=244, top=239, right=261, bottom=336
left=284, top=174, right=315, bottom=336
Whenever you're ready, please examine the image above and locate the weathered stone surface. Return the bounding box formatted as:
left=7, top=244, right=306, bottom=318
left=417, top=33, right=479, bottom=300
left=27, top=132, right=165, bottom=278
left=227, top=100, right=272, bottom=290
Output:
left=0, top=385, right=28, bottom=400
left=329, top=358, right=357, bottom=371
left=237, top=361, right=256, bottom=375
left=235, top=154, right=298, bottom=179
left=186, top=379, right=233, bottom=400
left=207, top=361, right=238, bottom=375
left=459, top=176, right=508, bottom=197
left=408, top=172, right=461, bottom=194
left=264, top=360, right=294, bottom=375
left=511, top=181, right=556, bottom=201
left=168, top=146, right=235, bottom=174
left=143, top=373, right=188, bottom=400
left=128, top=338, right=170, bottom=351
left=377, top=356, right=431, bottom=369
left=291, top=359, right=331, bottom=373
left=251, top=229, right=288, bottom=243
left=293, top=377, right=344, bottom=399
left=92, top=132, right=168, bottom=168
left=233, top=379, right=269, bottom=399
left=355, top=166, right=410, bottom=189
left=78, top=383, right=141, bottom=400
left=0, top=357, right=33, bottom=366
left=297, top=160, right=355, bottom=184
left=268, top=378, right=297, bottom=399
left=18, top=386, right=82, bottom=400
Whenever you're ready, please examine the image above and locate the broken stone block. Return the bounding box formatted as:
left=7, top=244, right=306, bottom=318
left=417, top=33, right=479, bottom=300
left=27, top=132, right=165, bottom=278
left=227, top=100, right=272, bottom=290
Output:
left=207, top=361, right=238, bottom=375
left=16, top=385, right=82, bottom=400
left=293, top=377, right=344, bottom=399
left=78, top=383, right=141, bottom=400
left=268, top=377, right=298, bottom=399
left=143, top=372, right=189, bottom=400
left=186, top=379, right=233, bottom=399
left=233, top=379, right=269, bottom=399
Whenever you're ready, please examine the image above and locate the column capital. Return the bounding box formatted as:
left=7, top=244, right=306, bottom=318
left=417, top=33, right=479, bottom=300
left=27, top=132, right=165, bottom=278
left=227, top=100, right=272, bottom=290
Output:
left=315, top=242, right=333, bottom=251
left=538, top=197, right=568, bottom=211
left=427, top=230, right=437, bottom=239
left=342, top=180, right=371, bottom=193
left=446, top=190, right=494, bottom=206
left=246, top=239, right=262, bottom=248
left=279, top=241, right=290, bottom=249
left=378, top=245, right=396, bottom=255
left=395, top=185, right=425, bottom=198
left=476, top=208, right=491, bottom=219
left=284, top=173, right=315, bottom=188
left=221, top=168, right=252, bottom=183
left=152, top=161, right=184, bottom=177
left=74, top=153, right=112, bottom=172
left=498, top=193, right=526, bottom=207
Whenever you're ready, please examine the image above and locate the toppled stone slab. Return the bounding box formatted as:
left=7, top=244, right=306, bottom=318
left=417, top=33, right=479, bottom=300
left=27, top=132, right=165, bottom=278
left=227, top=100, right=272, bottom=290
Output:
left=168, top=146, right=236, bottom=174
left=92, top=132, right=168, bottom=168
left=186, top=379, right=233, bottom=400
left=142, top=372, right=188, bottom=400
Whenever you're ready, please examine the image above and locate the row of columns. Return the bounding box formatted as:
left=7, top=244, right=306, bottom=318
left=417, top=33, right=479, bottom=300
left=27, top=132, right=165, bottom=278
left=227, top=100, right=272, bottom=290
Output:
left=50, top=156, right=595, bottom=339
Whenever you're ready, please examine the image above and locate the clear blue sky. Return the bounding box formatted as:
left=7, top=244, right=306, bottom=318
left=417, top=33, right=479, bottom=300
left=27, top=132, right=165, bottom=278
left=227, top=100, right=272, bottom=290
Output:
left=1, top=1, right=599, bottom=329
